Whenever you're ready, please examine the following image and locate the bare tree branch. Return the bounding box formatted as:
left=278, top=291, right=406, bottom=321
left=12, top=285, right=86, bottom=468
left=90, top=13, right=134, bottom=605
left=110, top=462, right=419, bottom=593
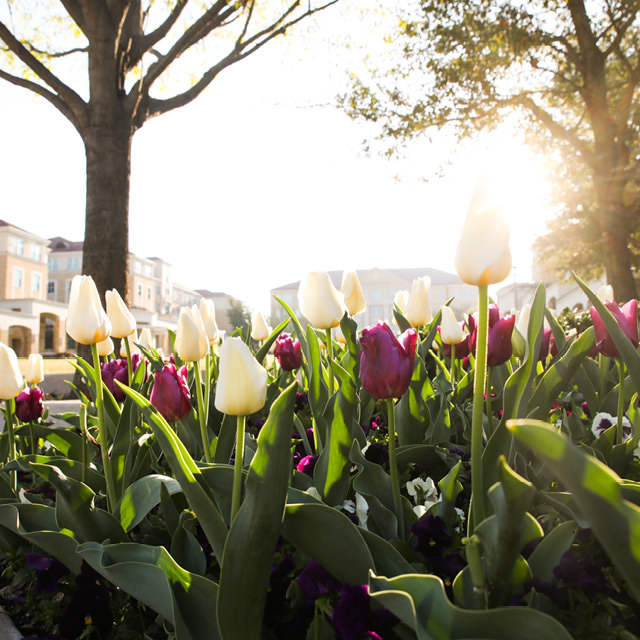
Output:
left=0, top=19, right=87, bottom=126
left=0, top=68, right=82, bottom=131
left=133, top=0, right=188, bottom=65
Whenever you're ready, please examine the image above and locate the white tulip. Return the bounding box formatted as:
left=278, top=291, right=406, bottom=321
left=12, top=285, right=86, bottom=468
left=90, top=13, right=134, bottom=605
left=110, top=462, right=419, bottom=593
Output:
left=26, top=353, right=44, bottom=384
left=0, top=343, right=23, bottom=400
left=297, top=271, right=345, bottom=330
left=341, top=271, right=366, bottom=316
left=105, top=289, right=136, bottom=339
left=405, top=276, right=432, bottom=327
left=174, top=306, right=208, bottom=362
left=66, top=275, right=111, bottom=345
left=214, top=337, right=267, bottom=416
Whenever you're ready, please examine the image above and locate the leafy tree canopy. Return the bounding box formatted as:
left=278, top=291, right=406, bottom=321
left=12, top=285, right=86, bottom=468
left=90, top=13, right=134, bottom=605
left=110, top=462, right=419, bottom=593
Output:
left=341, top=0, right=640, bottom=301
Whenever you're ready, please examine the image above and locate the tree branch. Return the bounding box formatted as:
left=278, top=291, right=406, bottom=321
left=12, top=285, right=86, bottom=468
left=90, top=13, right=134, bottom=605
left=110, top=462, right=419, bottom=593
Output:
left=0, top=69, right=82, bottom=132
left=0, top=19, right=87, bottom=127
left=133, top=0, right=188, bottom=64
left=59, top=0, right=87, bottom=36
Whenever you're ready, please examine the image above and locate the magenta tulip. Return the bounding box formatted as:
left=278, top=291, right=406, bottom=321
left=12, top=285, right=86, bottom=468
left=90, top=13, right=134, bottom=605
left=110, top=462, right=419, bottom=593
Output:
left=590, top=299, right=639, bottom=358
left=274, top=333, right=303, bottom=371
left=538, top=327, right=552, bottom=362
left=15, top=386, right=44, bottom=422
left=359, top=322, right=417, bottom=399
left=100, top=358, right=129, bottom=401
left=150, top=364, right=192, bottom=422
left=469, top=304, right=515, bottom=367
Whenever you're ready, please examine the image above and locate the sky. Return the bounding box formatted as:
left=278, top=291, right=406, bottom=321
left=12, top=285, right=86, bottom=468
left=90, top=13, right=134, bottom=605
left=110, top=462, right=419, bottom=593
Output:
left=0, top=3, right=555, bottom=316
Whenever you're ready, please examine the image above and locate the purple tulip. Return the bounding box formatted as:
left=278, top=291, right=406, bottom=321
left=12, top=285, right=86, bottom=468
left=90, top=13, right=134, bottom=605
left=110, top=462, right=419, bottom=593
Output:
left=589, top=298, right=638, bottom=358
left=469, top=304, right=515, bottom=367
left=538, top=327, right=552, bottom=362
left=274, top=333, right=302, bottom=371
left=359, top=322, right=417, bottom=399
left=15, top=386, right=44, bottom=422
left=100, top=358, right=129, bottom=401
left=150, top=363, right=191, bottom=422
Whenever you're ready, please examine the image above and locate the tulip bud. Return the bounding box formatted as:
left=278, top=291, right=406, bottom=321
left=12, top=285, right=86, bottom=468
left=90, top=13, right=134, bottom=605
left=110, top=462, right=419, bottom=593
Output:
left=105, top=289, right=136, bottom=339
left=597, top=285, right=614, bottom=303
left=341, top=271, right=366, bottom=316
left=120, top=331, right=140, bottom=357
left=101, top=358, right=129, bottom=402
left=26, top=353, right=44, bottom=384
left=15, top=386, right=44, bottom=422
left=150, top=363, right=192, bottom=422
left=66, top=275, right=111, bottom=345
left=298, top=271, right=346, bottom=330
left=174, top=306, right=208, bottom=362
left=394, top=290, right=409, bottom=312
left=214, top=337, right=267, bottom=416
left=439, top=306, right=465, bottom=345
left=405, top=277, right=432, bottom=327
left=590, top=299, right=639, bottom=358
left=138, top=328, right=153, bottom=350
left=454, top=178, right=512, bottom=286
left=0, top=343, right=23, bottom=400
left=359, top=322, right=417, bottom=399
left=250, top=311, right=271, bottom=342
left=274, top=333, right=302, bottom=371
left=97, top=336, right=115, bottom=357
left=199, top=298, right=220, bottom=344
left=469, top=304, right=515, bottom=366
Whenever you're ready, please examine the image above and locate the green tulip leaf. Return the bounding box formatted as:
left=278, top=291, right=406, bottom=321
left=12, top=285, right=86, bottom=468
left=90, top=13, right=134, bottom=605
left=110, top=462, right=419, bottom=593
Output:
left=119, top=384, right=229, bottom=562
left=508, top=418, right=640, bottom=602
left=527, top=520, right=577, bottom=583
left=29, top=462, right=127, bottom=544
left=255, top=317, right=289, bottom=364
left=527, top=327, right=595, bottom=420
left=77, top=540, right=220, bottom=640
left=9, top=454, right=104, bottom=493
left=273, top=294, right=309, bottom=365
left=16, top=424, right=87, bottom=461
left=396, top=357, right=432, bottom=446
left=114, top=474, right=182, bottom=532
left=0, top=503, right=82, bottom=573
left=217, top=382, right=297, bottom=640
left=283, top=501, right=375, bottom=586
left=171, top=511, right=206, bottom=576
left=314, top=360, right=359, bottom=506
left=369, top=573, right=573, bottom=640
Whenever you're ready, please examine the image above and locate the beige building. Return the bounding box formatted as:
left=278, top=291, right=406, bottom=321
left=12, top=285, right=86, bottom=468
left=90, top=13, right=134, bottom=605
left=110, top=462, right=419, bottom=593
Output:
left=0, top=221, right=237, bottom=357
left=270, top=267, right=477, bottom=329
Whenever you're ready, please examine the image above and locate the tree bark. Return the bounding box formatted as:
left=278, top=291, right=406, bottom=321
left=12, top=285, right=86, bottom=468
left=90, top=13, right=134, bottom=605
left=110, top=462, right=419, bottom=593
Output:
left=82, top=122, right=131, bottom=305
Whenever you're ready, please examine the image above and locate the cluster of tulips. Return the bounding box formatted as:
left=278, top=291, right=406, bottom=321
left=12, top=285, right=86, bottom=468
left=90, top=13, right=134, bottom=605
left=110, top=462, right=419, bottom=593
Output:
left=1, top=178, right=640, bottom=640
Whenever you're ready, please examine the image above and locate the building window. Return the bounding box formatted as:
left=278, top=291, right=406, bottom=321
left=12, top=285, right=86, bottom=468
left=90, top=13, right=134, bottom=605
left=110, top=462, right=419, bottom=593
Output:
left=32, top=273, right=41, bottom=293
left=47, top=280, right=57, bottom=297
left=67, top=257, right=80, bottom=270
left=65, top=279, right=73, bottom=302
left=31, top=244, right=42, bottom=261
left=137, top=284, right=142, bottom=297
left=49, top=258, right=58, bottom=272
left=11, top=237, right=24, bottom=255
left=13, top=268, right=23, bottom=288
left=147, top=287, right=151, bottom=300
left=44, top=317, right=55, bottom=351
left=134, top=261, right=142, bottom=274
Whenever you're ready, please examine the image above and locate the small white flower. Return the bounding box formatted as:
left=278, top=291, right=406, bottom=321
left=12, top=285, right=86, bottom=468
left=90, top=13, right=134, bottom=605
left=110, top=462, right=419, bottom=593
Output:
left=406, top=477, right=440, bottom=515
left=305, top=487, right=322, bottom=501
left=355, top=493, right=369, bottom=529
left=591, top=412, right=631, bottom=439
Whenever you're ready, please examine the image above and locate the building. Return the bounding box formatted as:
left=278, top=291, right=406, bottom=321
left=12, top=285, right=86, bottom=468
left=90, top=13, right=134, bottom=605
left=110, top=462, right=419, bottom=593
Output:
left=0, top=221, right=236, bottom=357
left=270, top=267, right=477, bottom=328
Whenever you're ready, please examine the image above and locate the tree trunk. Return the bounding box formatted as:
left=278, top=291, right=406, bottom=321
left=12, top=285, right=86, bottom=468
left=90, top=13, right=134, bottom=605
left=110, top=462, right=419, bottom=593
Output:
left=82, top=123, right=131, bottom=304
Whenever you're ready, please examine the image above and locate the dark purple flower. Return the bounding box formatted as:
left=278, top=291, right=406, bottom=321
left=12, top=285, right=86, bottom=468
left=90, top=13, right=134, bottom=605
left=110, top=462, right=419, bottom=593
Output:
left=538, top=327, right=552, bottom=362
left=364, top=442, right=389, bottom=468
left=25, top=482, right=56, bottom=502
left=296, top=455, right=317, bottom=477
left=59, top=564, right=113, bottom=639
left=294, top=392, right=309, bottom=412
left=590, top=299, right=639, bottom=358
left=359, top=323, right=417, bottom=399
left=150, top=363, right=191, bottom=422
left=554, top=548, right=610, bottom=598
left=429, top=552, right=466, bottom=589
left=15, top=386, right=44, bottom=422
left=25, top=552, right=69, bottom=592
left=469, top=304, right=515, bottom=366
left=331, top=584, right=398, bottom=640
left=100, top=358, right=129, bottom=401
left=274, top=333, right=303, bottom=371
left=296, top=561, right=341, bottom=603
left=411, top=514, right=453, bottom=560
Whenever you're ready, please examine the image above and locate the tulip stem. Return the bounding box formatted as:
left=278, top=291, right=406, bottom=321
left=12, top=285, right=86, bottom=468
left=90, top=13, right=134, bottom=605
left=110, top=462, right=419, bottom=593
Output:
left=325, top=329, right=335, bottom=395
left=450, top=343, right=456, bottom=389
left=617, top=359, right=626, bottom=446
left=470, top=284, right=489, bottom=534
left=231, top=415, right=246, bottom=522
left=4, top=399, right=16, bottom=492
left=485, top=367, right=494, bottom=433
left=123, top=335, right=133, bottom=388
left=385, top=398, right=405, bottom=540
left=91, top=343, right=117, bottom=512
left=80, top=403, right=88, bottom=485
left=193, top=364, right=211, bottom=463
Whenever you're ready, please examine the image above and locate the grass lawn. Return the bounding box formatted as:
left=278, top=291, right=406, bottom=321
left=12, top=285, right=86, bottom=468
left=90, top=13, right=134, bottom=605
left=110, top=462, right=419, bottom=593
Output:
left=17, top=357, right=76, bottom=376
